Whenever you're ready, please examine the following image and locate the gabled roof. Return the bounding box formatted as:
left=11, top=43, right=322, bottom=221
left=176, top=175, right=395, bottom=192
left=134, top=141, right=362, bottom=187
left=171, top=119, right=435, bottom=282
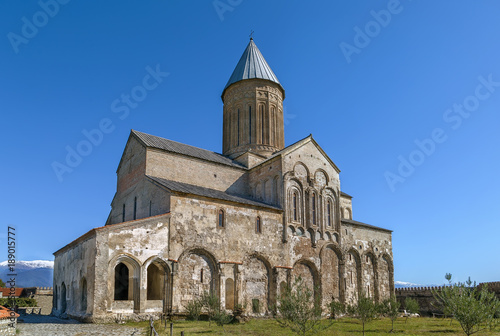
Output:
left=147, top=175, right=281, bottom=211
left=251, top=134, right=341, bottom=174
left=341, top=191, right=352, bottom=198
left=131, top=130, right=245, bottom=169
left=341, top=218, right=392, bottom=233
left=223, top=39, right=284, bottom=97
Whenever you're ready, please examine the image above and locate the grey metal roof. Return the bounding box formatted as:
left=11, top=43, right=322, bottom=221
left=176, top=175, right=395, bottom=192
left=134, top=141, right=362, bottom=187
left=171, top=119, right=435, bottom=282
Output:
left=147, top=175, right=281, bottom=210
left=341, top=218, right=392, bottom=233
left=223, top=39, right=283, bottom=95
left=341, top=191, right=352, bottom=198
left=132, top=130, right=245, bottom=169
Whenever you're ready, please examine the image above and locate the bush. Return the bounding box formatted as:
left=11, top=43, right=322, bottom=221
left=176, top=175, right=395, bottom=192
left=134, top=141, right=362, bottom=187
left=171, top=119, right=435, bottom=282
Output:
left=199, top=291, right=234, bottom=331
left=328, top=298, right=345, bottom=319
left=0, top=298, right=37, bottom=308
left=185, top=298, right=203, bottom=321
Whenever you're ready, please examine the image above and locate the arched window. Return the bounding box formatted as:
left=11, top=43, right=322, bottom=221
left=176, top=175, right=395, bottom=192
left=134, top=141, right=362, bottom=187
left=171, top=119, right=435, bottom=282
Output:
left=256, top=216, right=262, bottom=233
left=133, top=197, right=137, bottom=220
left=312, top=193, right=317, bottom=225
left=218, top=209, right=225, bottom=228
left=293, top=192, right=298, bottom=221
left=326, top=200, right=331, bottom=226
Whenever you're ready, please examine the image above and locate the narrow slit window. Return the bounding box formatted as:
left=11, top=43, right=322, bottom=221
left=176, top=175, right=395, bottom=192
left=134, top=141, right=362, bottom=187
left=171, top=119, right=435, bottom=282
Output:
left=260, top=105, right=264, bottom=143
left=133, top=197, right=137, bottom=220
left=327, top=200, right=332, bottom=227
left=218, top=209, right=225, bottom=228
left=293, top=192, right=298, bottom=221
left=249, top=106, right=252, bottom=143
left=122, top=204, right=125, bottom=222
left=200, top=269, right=204, bottom=283
left=312, top=194, right=316, bottom=225
left=256, top=216, right=262, bottom=233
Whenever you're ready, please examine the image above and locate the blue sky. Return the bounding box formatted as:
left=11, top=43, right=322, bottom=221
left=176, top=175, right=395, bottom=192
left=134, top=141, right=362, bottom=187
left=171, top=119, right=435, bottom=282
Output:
left=1, top=1, right=499, bottom=286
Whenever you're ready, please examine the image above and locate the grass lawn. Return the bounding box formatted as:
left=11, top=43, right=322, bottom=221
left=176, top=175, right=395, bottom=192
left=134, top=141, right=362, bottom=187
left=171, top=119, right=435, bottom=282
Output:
left=125, top=317, right=500, bottom=335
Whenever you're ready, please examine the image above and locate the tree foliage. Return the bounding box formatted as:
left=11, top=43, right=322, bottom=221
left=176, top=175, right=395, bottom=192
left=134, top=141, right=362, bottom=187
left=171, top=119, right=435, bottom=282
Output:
left=185, top=297, right=203, bottom=321
left=274, top=276, right=332, bottom=336
left=184, top=292, right=233, bottom=331
left=381, top=295, right=400, bottom=332
left=433, top=275, right=500, bottom=336
left=328, top=297, right=345, bottom=319
left=347, top=292, right=380, bottom=336
left=0, top=298, right=37, bottom=307
left=403, top=297, right=420, bottom=323
left=0, top=279, right=5, bottom=287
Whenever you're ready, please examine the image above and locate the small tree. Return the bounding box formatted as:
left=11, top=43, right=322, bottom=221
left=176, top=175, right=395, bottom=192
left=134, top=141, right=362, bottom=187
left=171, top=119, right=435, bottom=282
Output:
left=433, top=275, right=500, bottom=336
left=382, top=295, right=400, bottom=332
left=198, top=292, right=233, bottom=331
left=0, top=278, right=5, bottom=287
left=274, top=276, right=332, bottom=336
left=328, top=297, right=345, bottom=319
left=200, top=291, right=219, bottom=325
left=212, top=308, right=233, bottom=331
left=347, top=292, right=379, bottom=336
left=185, top=297, right=203, bottom=321
left=404, top=297, right=420, bottom=323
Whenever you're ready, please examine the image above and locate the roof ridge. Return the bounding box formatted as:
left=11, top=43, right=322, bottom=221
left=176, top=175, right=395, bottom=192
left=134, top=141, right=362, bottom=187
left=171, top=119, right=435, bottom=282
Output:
left=146, top=175, right=281, bottom=211
left=132, top=129, right=221, bottom=154
left=131, top=130, right=246, bottom=169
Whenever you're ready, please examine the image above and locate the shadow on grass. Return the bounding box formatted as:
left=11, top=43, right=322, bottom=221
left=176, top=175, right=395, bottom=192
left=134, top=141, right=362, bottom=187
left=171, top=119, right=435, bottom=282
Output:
left=427, top=330, right=456, bottom=333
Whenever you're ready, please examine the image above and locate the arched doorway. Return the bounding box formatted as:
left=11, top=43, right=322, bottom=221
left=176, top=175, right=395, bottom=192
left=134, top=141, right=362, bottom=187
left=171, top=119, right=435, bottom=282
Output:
left=114, top=262, right=129, bottom=300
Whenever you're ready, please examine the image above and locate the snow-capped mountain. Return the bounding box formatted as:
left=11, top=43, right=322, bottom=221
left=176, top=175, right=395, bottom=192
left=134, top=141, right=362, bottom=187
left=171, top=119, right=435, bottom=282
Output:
left=395, top=281, right=422, bottom=288
left=0, top=260, right=54, bottom=287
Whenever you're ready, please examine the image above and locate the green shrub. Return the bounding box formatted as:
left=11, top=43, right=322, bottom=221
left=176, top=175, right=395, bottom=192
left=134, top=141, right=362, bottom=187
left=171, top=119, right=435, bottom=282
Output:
left=185, top=298, right=203, bottom=321
left=0, top=298, right=38, bottom=307
left=328, top=298, right=345, bottom=319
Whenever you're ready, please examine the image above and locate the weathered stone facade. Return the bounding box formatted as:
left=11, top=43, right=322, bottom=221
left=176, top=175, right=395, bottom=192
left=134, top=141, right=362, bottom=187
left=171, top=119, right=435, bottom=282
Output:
left=53, top=38, right=394, bottom=322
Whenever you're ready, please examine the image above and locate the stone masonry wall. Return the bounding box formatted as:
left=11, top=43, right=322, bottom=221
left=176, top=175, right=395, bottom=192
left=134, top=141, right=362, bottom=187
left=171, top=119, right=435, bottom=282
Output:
left=146, top=148, right=248, bottom=195
left=53, top=233, right=97, bottom=320
left=109, top=176, right=171, bottom=225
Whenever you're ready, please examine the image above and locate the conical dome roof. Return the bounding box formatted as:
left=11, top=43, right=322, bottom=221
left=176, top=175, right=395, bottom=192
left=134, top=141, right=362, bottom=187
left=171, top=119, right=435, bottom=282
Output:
left=223, top=39, right=284, bottom=97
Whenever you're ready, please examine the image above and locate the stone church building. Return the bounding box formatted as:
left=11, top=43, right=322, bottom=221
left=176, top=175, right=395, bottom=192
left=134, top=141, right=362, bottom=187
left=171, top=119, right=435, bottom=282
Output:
left=53, top=39, right=394, bottom=321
